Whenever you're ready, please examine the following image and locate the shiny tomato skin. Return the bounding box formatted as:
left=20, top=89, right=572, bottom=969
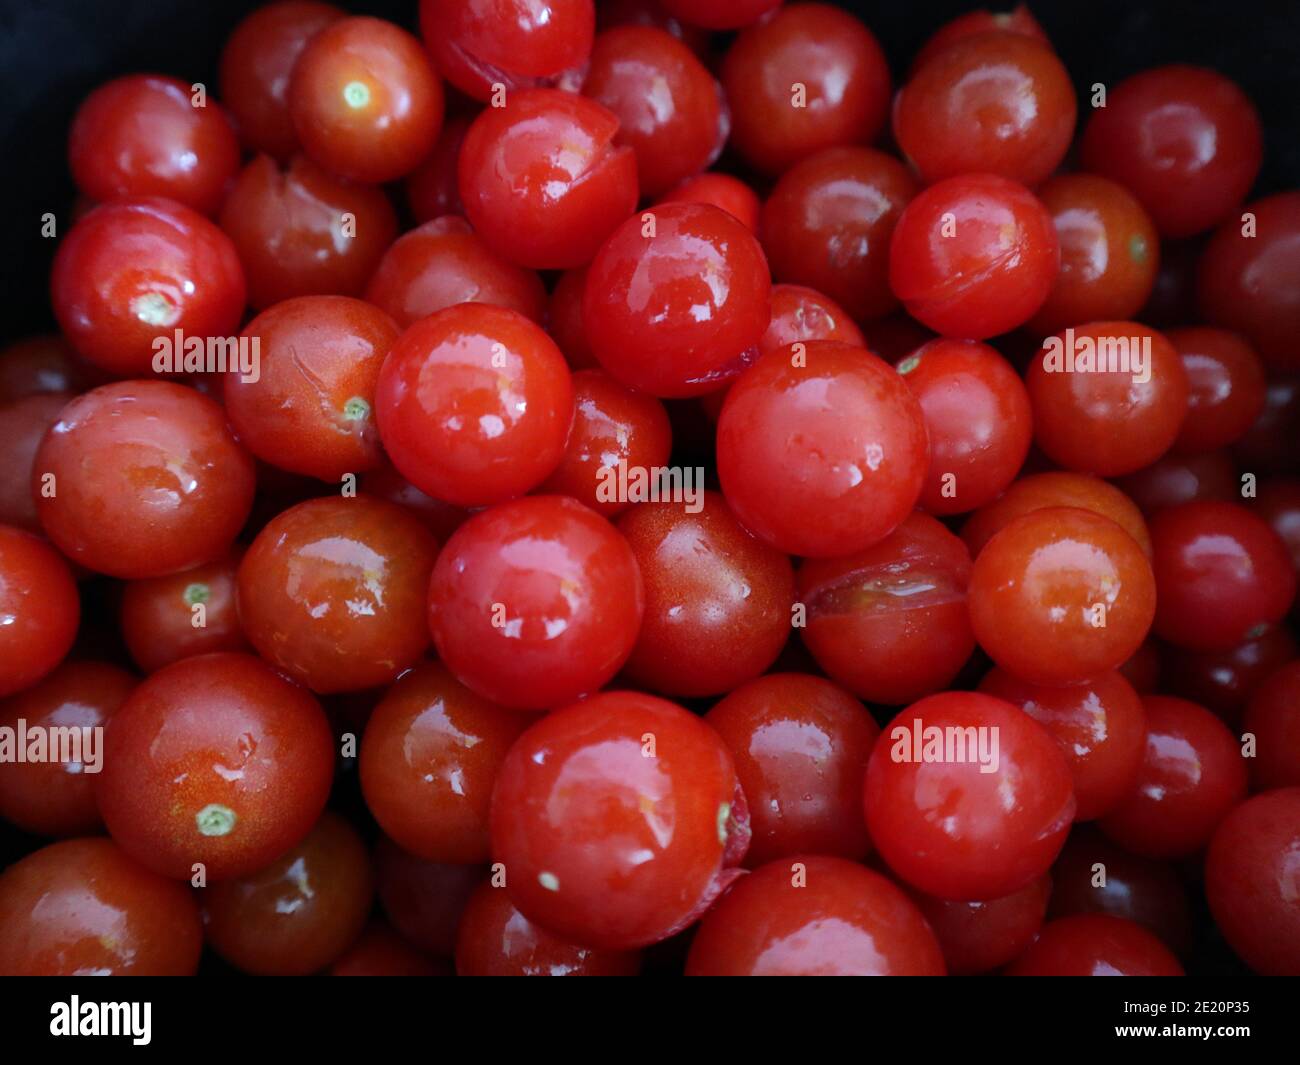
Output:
left=219, top=153, right=399, bottom=311
left=202, top=812, right=373, bottom=975
left=889, top=173, right=1058, bottom=339
left=1162, top=623, right=1296, bottom=725
left=94, top=652, right=335, bottom=881
left=226, top=296, right=400, bottom=482
left=1114, top=450, right=1239, bottom=516
left=865, top=691, right=1076, bottom=901
left=582, top=25, right=725, bottom=198
left=360, top=660, right=531, bottom=864
left=894, top=31, right=1075, bottom=188
left=375, top=303, right=573, bottom=507
left=656, top=172, right=761, bottom=233
left=289, top=16, right=445, bottom=184
left=0, top=661, right=134, bottom=836
left=219, top=1, right=347, bottom=160
left=721, top=4, right=891, bottom=176
left=798, top=511, right=975, bottom=705
left=909, top=875, right=1051, bottom=976
left=583, top=202, right=771, bottom=398
left=0, top=395, right=69, bottom=532
left=490, top=690, right=747, bottom=950
left=237, top=496, right=438, bottom=693
left=50, top=198, right=247, bottom=377
left=68, top=73, right=241, bottom=215
left=761, top=284, right=865, bottom=356
left=706, top=674, right=880, bottom=866
left=716, top=341, right=928, bottom=559
left=1098, top=695, right=1248, bottom=859
left=458, top=88, right=638, bottom=270
left=1168, top=327, right=1265, bottom=455
left=455, top=880, right=641, bottom=976
left=979, top=668, right=1147, bottom=821
left=1026, top=321, right=1189, bottom=477
left=120, top=551, right=249, bottom=673
left=897, top=338, right=1033, bottom=515
left=428, top=496, right=643, bottom=711
left=1149, top=501, right=1296, bottom=652
left=1080, top=65, right=1262, bottom=239
left=406, top=115, right=471, bottom=224
left=617, top=491, right=795, bottom=698
left=33, top=381, right=255, bottom=579
left=1205, top=788, right=1300, bottom=975
left=969, top=507, right=1156, bottom=686
left=761, top=147, right=918, bottom=324
left=1005, top=913, right=1185, bottom=976
left=0, top=838, right=202, bottom=976
left=0, top=527, right=79, bottom=698
left=910, top=4, right=1049, bottom=74
left=538, top=369, right=672, bottom=518
left=685, top=855, right=946, bottom=976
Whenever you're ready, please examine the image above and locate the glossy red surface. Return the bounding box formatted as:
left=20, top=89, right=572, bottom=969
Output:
left=910, top=875, right=1051, bottom=976
left=1168, top=327, right=1266, bottom=455
left=1005, top=913, right=1185, bottom=976
left=0, top=392, right=69, bottom=533
left=0, top=527, right=79, bottom=698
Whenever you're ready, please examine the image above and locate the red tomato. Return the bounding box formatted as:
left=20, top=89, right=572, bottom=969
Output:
left=1005, top=914, right=1185, bottom=976
left=655, top=172, right=761, bottom=233
left=909, top=875, right=1051, bottom=976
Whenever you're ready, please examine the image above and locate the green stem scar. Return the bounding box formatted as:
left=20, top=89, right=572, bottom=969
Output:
left=1128, top=233, right=1150, bottom=263
left=196, top=804, right=237, bottom=837
left=343, top=396, right=371, bottom=421
left=183, top=582, right=210, bottom=606
left=343, top=81, right=371, bottom=109
left=717, top=802, right=732, bottom=846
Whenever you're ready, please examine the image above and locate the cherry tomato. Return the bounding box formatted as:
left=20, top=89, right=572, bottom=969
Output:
left=375, top=303, right=573, bottom=507
left=1167, top=327, right=1266, bottom=454
left=0, top=526, right=79, bottom=700
left=358, top=459, right=469, bottom=543
left=909, top=875, right=1051, bottom=976
left=0, top=392, right=70, bottom=533
left=961, top=470, right=1152, bottom=559
left=1114, top=449, right=1239, bottom=516
left=539, top=369, right=672, bottom=517
left=219, top=0, right=346, bottom=160
left=219, top=153, right=399, bottom=310
left=330, top=920, right=447, bottom=976
left=584, top=202, right=771, bottom=398
left=761, top=147, right=918, bottom=324
left=1255, top=478, right=1300, bottom=574
left=721, top=4, right=890, bottom=175
left=1149, top=501, right=1296, bottom=652
left=0, top=661, right=133, bottom=836
left=203, top=812, right=373, bottom=975
left=1236, top=376, right=1300, bottom=475
left=0, top=838, right=202, bottom=976
left=237, top=496, right=438, bottom=693
left=33, top=381, right=255, bottom=579
left=717, top=340, right=928, bottom=558
left=406, top=115, right=471, bottom=223
left=419, top=0, right=594, bottom=101
left=968, top=507, right=1156, bottom=686
left=582, top=25, right=725, bottom=198
left=68, top=74, right=240, bottom=215
left=547, top=266, right=599, bottom=369
left=910, top=4, right=1049, bottom=73
left=1205, top=788, right=1300, bottom=975
left=95, top=652, right=335, bottom=881
left=658, top=0, right=781, bottom=30
left=373, top=835, right=481, bottom=957
left=1098, top=695, right=1247, bottom=859
left=1029, top=174, right=1160, bottom=335
left=1047, top=825, right=1193, bottom=958
left=458, top=88, right=638, bottom=270
left=492, top=690, right=748, bottom=949
left=226, top=296, right=399, bottom=482
left=655, top=172, right=760, bottom=234
left=51, top=198, right=246, bottom=377
left=979, top=668, right=1147, bottom=821
left=760, top=284, right=865, bottom=357
left=289, top=16, right=445, bottom=183
left=1119, top=638, right=1163, bottom=695
left=0, top=335, right=97, bottom=404
left=897, top=338, right=1033, bottom=515
left=798, top=511, right=975, bottom=705
left=685, top=856, right=946, bottom=976
left=1242, top=665, right=1300, bottom=790
left=1026, top=321, right=1189, bottom=477
left=889, top=173, right=1059, bottom=339
left=1198, top=192, right=1300, bottom=372
left=617, top=491, right=795, bottom=697
left=1081, top=65, right=1262, bottom=238
left=120, top=551, right=248, bottom=673
left=706, top=674, right=879, bottom=866
left=895, top=31, right=1075, bottom=188
left=364, top=216, right=546, bottom=329
left=1161, top=626, right=1296, bottom=725
left=1005, top=913, right=1184, bottom=976
left=455, top=880, right=641, bottom=976
left=865, top=691, right=1076, bottom=900
left=428, top=496, right=643, bottom=711
left=360, top=660, right=530, bottom=864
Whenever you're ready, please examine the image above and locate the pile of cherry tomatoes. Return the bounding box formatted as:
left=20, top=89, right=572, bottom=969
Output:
left=0, top=0, right=1298, bottom=978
